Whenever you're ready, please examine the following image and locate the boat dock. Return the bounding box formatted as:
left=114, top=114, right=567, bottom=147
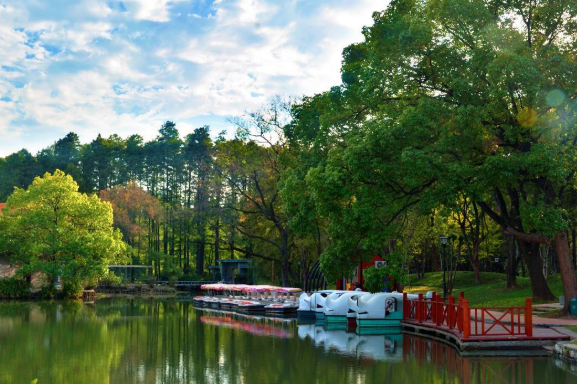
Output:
left=401, top=292, right=570, bottom=351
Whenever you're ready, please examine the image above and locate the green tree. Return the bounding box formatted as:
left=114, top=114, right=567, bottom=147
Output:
left=0, top=170, right=127, bottom=296
left=288, top=0, right=577, bottom=306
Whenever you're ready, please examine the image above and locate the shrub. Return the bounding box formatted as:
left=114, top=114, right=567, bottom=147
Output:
left=0, top=277, right=30, bottom=299
left=98, top=273, right=123, bottom=287
left=38, top=283, right=57, bottom=299
left=62, top=280, right=83, bottom=298
left=179, top=273, right=202, bottom=281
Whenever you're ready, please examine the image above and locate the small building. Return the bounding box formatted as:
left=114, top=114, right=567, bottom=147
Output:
left=210, top=259, right=253, bottom=284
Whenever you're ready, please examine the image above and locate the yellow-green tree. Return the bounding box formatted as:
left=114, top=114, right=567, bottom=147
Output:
left=0, top=170, right=127, bottom=296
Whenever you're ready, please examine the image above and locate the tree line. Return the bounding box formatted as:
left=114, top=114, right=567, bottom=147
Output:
left=1, top=0, right=577, bottom=309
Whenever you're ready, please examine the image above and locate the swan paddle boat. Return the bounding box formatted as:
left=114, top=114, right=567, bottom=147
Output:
left=324, top=291, right=370, bottom=325
left=355, top=292, right=423, bottom=332
left=311, top=291, right=348, bottom=322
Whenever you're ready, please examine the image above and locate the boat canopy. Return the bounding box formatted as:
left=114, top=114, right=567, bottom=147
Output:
left=200, top=283, right=302, bottom=294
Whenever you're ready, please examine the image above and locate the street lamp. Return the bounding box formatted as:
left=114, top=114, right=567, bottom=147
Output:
left=439, top=236, right=449, bottom=298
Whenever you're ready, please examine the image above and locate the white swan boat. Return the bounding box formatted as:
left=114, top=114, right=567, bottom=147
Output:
left=324, top=291, right=369, bottom=325
left=297, top=290, right=344, bottom=321
left=355, top=292, right=422, bottom=331
left=311, top=291, right=349, bottom=322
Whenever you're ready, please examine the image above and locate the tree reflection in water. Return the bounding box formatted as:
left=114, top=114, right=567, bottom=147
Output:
left=0, top=298, right=575, bottom=384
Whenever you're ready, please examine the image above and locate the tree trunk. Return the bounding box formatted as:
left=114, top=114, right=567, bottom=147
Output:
left=280, top=258, right=290, bottom=287
left=505, top=235, right=518, bottom=288
left=553, top=231, right=577, bottom=312
left=471, top=243, right=481, bottom=284
left=517, top=239, right=555, bottom=301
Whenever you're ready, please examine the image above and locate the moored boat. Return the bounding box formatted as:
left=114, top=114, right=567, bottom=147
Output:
left=311, top=290, right=348, bottom=322
left=297, top=292, right=315, bottom=321
left=236, top=300, right=266, bottom=313
left=355, top=292, right=414, bottom=330
left=324, top=291, right=369, bottom=325
left=264, top=302, right=298, bottom=315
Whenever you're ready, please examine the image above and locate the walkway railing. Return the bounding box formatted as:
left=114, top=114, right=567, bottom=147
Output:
left=403, top=292, right=533, bottom=340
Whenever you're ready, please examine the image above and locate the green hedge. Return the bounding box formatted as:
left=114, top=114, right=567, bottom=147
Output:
left=0, top=278, right=30, bottom=299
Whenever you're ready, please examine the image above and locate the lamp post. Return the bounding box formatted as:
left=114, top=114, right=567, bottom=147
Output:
left=439, top=236, right=448, bottom=298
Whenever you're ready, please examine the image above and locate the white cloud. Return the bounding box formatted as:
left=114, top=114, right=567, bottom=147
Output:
left=0, top=0, right=391, bottom=156
left=124, top=0, right=189, bottom=22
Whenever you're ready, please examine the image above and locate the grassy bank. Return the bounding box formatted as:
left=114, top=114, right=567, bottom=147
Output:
left=405, top=271, right=565, bottom=308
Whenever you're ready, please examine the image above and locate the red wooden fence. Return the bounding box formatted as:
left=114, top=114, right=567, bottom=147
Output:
left=403, top=292, right=533, bottom=340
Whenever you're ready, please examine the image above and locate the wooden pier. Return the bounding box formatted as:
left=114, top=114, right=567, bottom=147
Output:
left=402, top=292, right=569, bottom=351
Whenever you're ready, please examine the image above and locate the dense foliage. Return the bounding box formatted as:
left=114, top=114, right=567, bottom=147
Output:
left=0, top=277, right=30, bottom=299
left=0, top=171, right=126, bottom=296
left=1, top=1, right=577, bottom=306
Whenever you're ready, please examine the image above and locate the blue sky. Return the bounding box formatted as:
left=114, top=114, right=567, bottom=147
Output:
left=0, top=0, right=388, bottom=156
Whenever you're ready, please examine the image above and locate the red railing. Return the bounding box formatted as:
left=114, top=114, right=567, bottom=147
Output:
left=403, top=292, right=533, bottom=340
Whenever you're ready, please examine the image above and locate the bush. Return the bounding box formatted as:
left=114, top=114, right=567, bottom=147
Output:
left=98, top=273, right=123, bottom=287
left=179, top=273, right=202, bottom=281
left=0, top=278, right=30, bottom=299
left=38, top=283, right=57, bottom=299
left=62, top=280, right=83, bottom=298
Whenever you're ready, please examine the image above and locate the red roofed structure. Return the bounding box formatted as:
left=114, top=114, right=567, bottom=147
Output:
left=0, top=203, right=5, bottom=215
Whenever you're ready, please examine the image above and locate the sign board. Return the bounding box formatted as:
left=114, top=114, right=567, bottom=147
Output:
left=375, top=260, right=387, bottom=269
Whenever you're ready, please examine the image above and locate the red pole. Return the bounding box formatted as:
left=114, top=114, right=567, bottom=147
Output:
left=437, top=295, right=443, bottom=325
left=403, top=292, right=408, bottom=319
left=431, top=292, right=437, bottom=323
left=462, top=299, right=470, bottom=339
left=418, top=293, right=423, bottom=323
left=525, top=298, right=533, bottom=337
left=448, top=296, right=455, bottom=328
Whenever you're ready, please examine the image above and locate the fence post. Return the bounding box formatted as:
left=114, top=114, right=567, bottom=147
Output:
left=459, top=291, right=464, bottom=303
left=403, top=292, right=408, bottom=319
left=525, top=298, right=533, bottom=337
left=431, top=292, right=437, bottom=323
left=417, top=293, right=424, bottom=323
left=462, top=299, right=470, bottom=339
left=436, top=295, right=443, bottom=325
left=448, top=296, right=455, bottom=328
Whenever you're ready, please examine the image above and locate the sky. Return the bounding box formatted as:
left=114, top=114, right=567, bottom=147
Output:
left=0, top=0, right=389, bottom=156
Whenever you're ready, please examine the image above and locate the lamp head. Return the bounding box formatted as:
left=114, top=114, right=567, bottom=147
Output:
left=439, top=236, right=449, bottom=246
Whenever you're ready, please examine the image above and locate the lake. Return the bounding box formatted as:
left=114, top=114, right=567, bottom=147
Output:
left=0, top=298, right=575, bottom=384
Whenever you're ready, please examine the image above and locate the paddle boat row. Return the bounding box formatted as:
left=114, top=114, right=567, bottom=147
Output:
left=193, top=283, right=302, bottom=315
left=298, top=290, right=429, bottom=332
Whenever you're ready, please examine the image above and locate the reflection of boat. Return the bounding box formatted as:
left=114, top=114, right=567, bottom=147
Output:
left=322, top=329, right=359, bottom=356
left=200, top=315, right=292, bottom=338
left=324, top=292, right=369, bottom=325
left=356, top=333, right=403, bottom=361
left=297, top=323, right=316, bottom=340
left=298, top=323, right=403, bottom=361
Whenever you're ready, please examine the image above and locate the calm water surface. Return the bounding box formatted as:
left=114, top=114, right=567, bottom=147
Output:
left=0, top=298, right=575, bottom=384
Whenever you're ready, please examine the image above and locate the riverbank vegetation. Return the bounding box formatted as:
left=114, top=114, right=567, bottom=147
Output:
left=1, top=0, right=577, bottom=310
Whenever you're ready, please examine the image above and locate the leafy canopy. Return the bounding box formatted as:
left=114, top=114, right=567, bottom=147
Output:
left=0, top=170, right=127, bottom=295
